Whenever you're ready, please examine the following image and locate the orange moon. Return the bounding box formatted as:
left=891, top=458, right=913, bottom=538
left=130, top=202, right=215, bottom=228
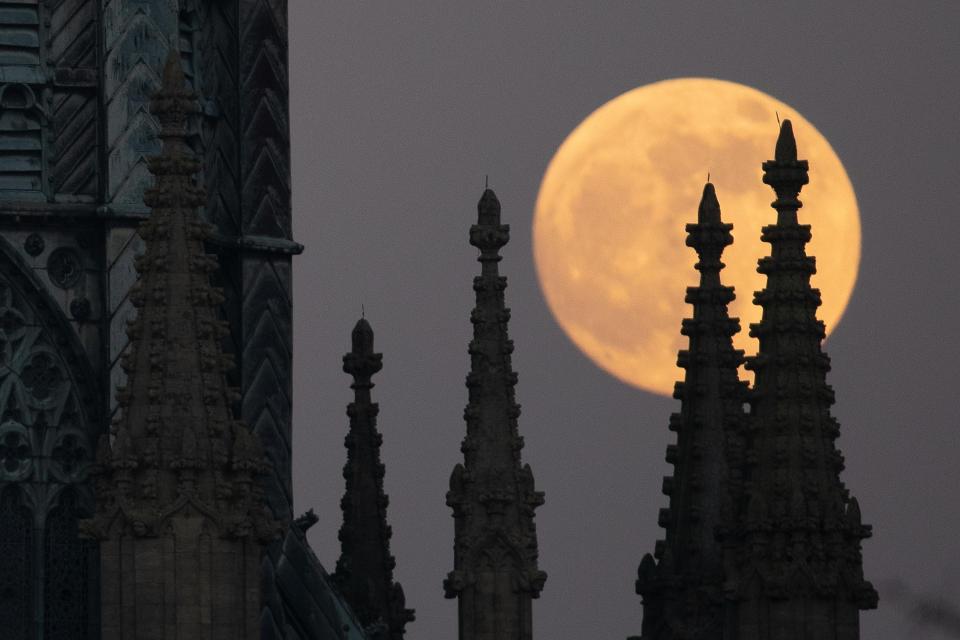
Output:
left=533, top=78, right=860, bottom=396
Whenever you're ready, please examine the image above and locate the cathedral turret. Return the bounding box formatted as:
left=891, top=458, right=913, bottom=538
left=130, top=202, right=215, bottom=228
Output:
left=445, top=189, right=546, bottom=640
left=335, top=318, right=415, bottom=640
left=729, top=120, right=877, bottom=639
left=81, top=53, right=278, bottom=639
left=636, top=183, right=749, bottom=640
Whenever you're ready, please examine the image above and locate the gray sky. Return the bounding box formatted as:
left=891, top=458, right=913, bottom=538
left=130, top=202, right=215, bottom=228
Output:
left=286, top=2, right=960, bottom=638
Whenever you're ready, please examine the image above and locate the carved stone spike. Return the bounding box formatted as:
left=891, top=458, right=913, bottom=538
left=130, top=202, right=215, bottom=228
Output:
left=447, top=190, right=545, bottom=640
left=82, top=51, right=278, bottom=640
left=334, top=318, right=414, bottom=639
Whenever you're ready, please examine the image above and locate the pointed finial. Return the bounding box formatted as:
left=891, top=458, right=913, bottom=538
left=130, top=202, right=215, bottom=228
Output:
left=485, top=174, right=489, bottom=190
left=776, top=110, right=781, bottom=126
left=774, top=119, right=798, bottom=162
left=344, top=318, right=382, bottom=384
left=351, top=318, right=375, bottom=355
left=477, top=188, right=501, bottom=226
left=698, top=182, right=721, bottom=224
left=161, top=49, right=185, bottom=92
left=361, top=303, right=365, bottom=319
left=149, top=49, right=199, bottom=149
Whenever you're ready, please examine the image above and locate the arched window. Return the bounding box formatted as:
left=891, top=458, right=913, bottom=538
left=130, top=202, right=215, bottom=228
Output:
left=0, top=242, right=100, bottom=638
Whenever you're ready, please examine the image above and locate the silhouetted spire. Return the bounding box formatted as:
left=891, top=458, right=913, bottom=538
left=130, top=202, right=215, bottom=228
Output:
left=729, top=120, right=877, bottom=639
left=636, top=183, right=748, bottom=640
left=335, top=318, right=414, bottom=640
left=445, top=189, right=546, bottom=640
left=81, top=51, right=277, bottom=639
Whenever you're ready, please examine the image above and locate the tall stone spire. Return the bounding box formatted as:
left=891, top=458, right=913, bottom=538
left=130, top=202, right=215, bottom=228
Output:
left=729, top=121, right=877, bottom=639
left=636, top=183, right=749, bottom=640
left=335, top=318, right=415, bottom=640
left=81, top=52, right=278, bottom=640
left=445, top=189, right=547, bottom=640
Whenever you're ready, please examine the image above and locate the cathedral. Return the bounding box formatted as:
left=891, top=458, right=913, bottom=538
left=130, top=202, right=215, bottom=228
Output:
left=0, top=3, right=873, bottom=640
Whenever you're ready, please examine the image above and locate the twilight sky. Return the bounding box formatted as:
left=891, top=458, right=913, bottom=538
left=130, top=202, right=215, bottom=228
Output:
left=286, top=3, right=960, bottom=638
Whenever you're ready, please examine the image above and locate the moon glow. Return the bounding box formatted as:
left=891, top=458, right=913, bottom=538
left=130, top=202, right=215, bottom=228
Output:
left=533, top=78, right=860, bottom=396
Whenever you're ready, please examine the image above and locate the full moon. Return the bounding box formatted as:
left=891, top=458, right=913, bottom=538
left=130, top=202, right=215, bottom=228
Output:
left=533, top=78, right=860, bottom=396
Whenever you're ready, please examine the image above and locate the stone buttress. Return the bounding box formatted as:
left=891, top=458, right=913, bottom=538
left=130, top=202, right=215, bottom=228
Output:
left=445, top=189, right=547, bottom=640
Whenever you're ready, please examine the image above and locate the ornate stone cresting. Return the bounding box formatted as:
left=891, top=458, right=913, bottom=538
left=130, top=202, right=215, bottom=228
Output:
left=730, top=121, right=877, bottom=639
left=636, top=183, right=749, bottom=640
left=445, top=189, right=546, bottom=640
left=81, top=53, right=278, bottom=640
left=335, top=318, right=415, bottom=640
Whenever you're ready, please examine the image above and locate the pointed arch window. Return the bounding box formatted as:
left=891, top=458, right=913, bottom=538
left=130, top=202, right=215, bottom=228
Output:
left=0, top=248, right=100, bottom=638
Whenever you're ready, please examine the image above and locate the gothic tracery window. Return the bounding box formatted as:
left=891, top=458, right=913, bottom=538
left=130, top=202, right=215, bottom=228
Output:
left=0, top=264, right=97, bottom=637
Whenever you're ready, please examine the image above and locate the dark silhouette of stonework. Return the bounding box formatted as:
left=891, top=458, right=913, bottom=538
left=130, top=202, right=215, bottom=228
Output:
left=732, top=120, right=877, bottom=637
left=81, top=54, right=280, bottom=639
left=335, top=318, right=415, bottom=640
left=446, top=189, right=547, bottom=640
left=637, top=183, right=749, bottom=640
left=636, top=121, right=877, bottom=640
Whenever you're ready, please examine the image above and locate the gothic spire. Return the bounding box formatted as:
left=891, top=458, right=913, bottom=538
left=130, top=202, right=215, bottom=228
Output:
left=81, top=52, right=277, bottom=639
left=729, top=120, right=877, bottom=639
left=335, top=318, right=414, bottom=640
left=636, top=183, right=748, bottom=640
left=445, top=188, right=546, bottom=640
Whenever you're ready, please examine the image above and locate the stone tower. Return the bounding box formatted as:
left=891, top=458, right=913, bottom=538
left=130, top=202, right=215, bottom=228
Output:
left=728, top=121, right=877, bottom=638
left=636, top=183, right=749, bottom=640
left=335, top=317, right=415, bottom=640
left=445, top=189, right=547, bottom=640
left=0, top=2, right=297, bottom=635
left=81, top=53, right=278, bottom=639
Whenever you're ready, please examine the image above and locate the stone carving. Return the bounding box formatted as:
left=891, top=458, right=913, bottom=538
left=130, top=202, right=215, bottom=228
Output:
left=0, top=265, right=96, bottom=489
left=81, top=53, right=279, bottom=640
left=335, top=318, right=415, bottom=640
left=69, top=298, right=91, bottom=322
left=24, top=234, right=45, bottom=257
left=46, top=248, right=83, bottom=289
left=446, top=189, right=546, bottom=640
